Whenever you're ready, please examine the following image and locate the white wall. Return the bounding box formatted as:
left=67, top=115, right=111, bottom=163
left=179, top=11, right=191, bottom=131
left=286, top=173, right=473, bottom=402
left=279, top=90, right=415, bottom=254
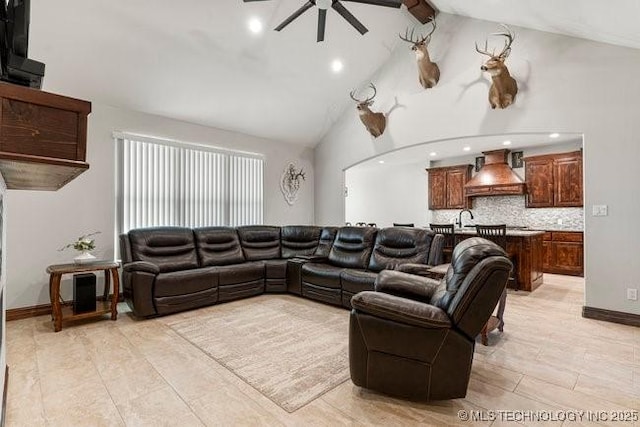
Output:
left=314, top=13, right=640, bottom=315
left=345, top=162, right=428, bottom=227
left=5, top=104, right=314, bottom=309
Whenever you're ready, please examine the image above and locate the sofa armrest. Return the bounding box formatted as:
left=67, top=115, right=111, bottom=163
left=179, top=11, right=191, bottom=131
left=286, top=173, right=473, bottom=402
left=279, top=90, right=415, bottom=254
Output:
left=123, top=261, right=160, bottom=275
left=351, top=291, right=451, bottom=329
left=395, top=263, right=433, bottom=276
left=293, top=255, right=329, bottom=262
left=375, top=270, right=440, bottom=303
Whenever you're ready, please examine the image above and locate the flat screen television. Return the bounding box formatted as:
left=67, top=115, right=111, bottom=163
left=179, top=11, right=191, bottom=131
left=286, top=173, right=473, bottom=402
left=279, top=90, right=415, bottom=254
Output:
left=0, top=0, right=44, bottom=88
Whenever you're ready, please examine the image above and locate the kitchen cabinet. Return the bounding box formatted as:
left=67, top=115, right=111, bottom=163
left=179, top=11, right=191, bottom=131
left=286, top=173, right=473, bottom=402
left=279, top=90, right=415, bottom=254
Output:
left=542, top=231, right=584, bottom=276
left=0, top=82, right=91, bottom=190
left=524, top=151, right=582, bottom=208
left=427, top=164, right=472, bottom=210
left=454, top=230, right=545, bottom=292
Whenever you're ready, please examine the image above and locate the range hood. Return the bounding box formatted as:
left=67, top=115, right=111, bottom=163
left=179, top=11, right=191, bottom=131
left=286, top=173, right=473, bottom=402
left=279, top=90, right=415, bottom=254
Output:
left=465, top=149, right=527, bottom=197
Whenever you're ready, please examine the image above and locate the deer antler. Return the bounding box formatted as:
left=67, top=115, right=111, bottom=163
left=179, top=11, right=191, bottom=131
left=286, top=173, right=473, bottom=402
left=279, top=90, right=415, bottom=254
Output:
left=350, top=84, right=377, bottom=105
left=399, top=16, right=436, bottom=44
left=399, top=27, right=419, bottom=44
left=492, top=24, right=514, bottom=59
left=476, top=24, right=515, bottom=59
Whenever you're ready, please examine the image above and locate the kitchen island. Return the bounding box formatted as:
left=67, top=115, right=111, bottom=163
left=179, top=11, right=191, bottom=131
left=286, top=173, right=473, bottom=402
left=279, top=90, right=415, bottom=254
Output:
left=454, top=228, right=545, bottom=291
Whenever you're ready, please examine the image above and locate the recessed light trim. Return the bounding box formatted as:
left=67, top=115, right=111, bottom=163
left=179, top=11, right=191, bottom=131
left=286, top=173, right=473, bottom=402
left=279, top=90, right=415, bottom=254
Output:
left=503, top=140, right=512, bottom=146
left=549, top=133, right=560, bottom=138
left=331, top=59, right=344, bottom=74
left=429, top=152, right=437, bottom=157
left=248, top=18, right=263, bottom=34
left=378, top=160, right=385, bottom=164
left=463, top=146, right=471, bottom=152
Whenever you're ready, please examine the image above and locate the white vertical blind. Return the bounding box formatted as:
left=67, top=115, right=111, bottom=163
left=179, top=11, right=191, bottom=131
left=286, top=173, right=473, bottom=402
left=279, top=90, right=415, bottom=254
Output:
left=118, top=135, right=263, bottom=233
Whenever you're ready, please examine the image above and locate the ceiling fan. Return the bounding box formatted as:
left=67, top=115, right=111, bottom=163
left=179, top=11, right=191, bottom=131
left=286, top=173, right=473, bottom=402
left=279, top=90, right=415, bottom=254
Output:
left=243, top=0, right=403, bottom=42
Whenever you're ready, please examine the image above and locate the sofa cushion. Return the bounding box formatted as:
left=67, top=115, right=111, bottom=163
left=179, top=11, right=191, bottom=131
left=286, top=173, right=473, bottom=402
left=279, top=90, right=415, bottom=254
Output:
left=238, top=226, right=282, bottom=260
left=154, top=268, right=218, bottom=297
left=340, top=270, right=377, bottom=294
left=194, top=227, right=245, bottom=266
left=301, top=262, right=344, bottom=289
left=328, top=227, right=377, bottom=269
left=368, top=228, right=433, bottom=272
left=215, top=262, right=265, bottom=286
left=315, top=227, right=338, bottom=257
left=129, top=227, right=198, bottom=273
left=264, top=259, right=287, bottom=279
left=281, top=226, right=321, bottom=258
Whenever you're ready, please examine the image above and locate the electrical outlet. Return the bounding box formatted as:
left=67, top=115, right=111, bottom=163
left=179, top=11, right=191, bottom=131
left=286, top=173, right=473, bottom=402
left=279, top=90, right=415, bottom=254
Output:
left=627, top=288, right=638, bottom=301
left=592, top=205, right=608, bottom=216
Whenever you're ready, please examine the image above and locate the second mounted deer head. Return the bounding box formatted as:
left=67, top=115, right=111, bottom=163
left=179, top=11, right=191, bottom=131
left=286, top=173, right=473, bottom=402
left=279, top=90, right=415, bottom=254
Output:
left=399, top=17, right=440, bottom=89
left=350, top=84, right=386, bottom=138
left=476, top=24, right=518, bottom=109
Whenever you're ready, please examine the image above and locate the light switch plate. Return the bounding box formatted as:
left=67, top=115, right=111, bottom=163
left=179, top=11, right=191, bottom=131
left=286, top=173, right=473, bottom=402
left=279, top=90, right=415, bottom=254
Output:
left=592, top=205, right=608, bottom=216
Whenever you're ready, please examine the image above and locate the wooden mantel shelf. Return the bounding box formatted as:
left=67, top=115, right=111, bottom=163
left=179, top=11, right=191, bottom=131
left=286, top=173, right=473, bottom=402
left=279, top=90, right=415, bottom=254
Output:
left=0, top=82, right=91, bottom=191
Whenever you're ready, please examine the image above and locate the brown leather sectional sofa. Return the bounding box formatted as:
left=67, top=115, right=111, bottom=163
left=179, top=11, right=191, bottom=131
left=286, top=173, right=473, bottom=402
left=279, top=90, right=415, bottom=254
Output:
left=120, top=225, right=443, bottom=318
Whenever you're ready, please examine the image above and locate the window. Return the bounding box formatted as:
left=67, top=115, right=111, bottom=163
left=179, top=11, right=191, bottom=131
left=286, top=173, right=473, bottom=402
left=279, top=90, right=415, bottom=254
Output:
left=116, top=133, right=263, bottom=234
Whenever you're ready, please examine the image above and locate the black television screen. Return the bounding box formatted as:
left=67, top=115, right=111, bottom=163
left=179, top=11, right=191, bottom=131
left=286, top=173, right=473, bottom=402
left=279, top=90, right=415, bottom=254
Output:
left=8, top=0, right=28, bottom=57
left=0, top=0, right=44, bottom=88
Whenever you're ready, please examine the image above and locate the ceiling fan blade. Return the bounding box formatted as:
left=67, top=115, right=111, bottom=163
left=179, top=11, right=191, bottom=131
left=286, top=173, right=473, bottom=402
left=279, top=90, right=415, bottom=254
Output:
left=341, top=0, right=402, bottom=8
left=331, top=1, right=368, bottom=35
left=275, top=1, right=315, bottom=32
left=317, top=8, right=327, bottom=42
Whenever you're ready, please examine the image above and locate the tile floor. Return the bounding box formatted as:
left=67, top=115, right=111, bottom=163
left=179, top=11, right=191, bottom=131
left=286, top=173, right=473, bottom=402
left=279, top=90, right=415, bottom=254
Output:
left=5, top=274, right=640, bottom=426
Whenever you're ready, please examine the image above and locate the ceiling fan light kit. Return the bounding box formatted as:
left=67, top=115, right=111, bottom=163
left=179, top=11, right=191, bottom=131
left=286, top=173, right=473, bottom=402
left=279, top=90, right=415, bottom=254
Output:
left=243, top=0, right=403, bottom=42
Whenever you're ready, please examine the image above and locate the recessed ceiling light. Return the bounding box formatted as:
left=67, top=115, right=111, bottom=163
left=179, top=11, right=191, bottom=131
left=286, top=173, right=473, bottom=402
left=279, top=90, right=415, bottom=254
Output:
left=248, top=18, right=263, bottom=34
left=503, top=140, right=512, bottom=146
left=331, top=59, right=344, bottom=74
left=463, top=146, right=471, bottom=152
left=429, top=152, right=437, bottom=157
left=378, top=160, right=385, bottom=164
left=549, top=133, right=560, bottom=138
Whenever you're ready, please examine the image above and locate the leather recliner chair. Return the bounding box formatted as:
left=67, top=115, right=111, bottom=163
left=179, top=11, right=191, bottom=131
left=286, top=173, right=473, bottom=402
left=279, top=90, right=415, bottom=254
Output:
left=349, top=237, right=512, bottom=400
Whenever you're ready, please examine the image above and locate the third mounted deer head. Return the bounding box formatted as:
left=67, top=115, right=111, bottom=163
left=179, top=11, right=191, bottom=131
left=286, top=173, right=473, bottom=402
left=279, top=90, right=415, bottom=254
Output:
left=476, top=24, right=518, bottom=109
left=350, top=83, right=386, bottom=138
left=399, top=16, right=440, bottom=89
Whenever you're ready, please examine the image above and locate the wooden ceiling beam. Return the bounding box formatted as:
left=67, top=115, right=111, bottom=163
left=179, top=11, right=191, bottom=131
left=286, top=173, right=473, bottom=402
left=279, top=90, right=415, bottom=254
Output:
left=403, top=0, right=436, bottom=24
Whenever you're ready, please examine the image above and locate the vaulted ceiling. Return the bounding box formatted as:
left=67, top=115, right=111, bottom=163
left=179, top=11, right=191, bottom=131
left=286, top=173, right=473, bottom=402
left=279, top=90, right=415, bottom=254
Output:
left=29, top=1, right=640, bottom=147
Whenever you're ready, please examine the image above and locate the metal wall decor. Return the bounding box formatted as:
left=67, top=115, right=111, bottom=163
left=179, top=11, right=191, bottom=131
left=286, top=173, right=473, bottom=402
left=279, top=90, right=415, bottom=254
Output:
left=280, top=162, right=306, bottom=205
left=511, top=151, right=524, bottom=168
left=475, top=156, right=485, bottom=172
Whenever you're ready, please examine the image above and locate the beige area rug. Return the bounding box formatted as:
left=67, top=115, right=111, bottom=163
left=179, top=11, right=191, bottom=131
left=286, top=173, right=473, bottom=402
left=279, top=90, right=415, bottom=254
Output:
left=166, top=295, right=350, bottom=412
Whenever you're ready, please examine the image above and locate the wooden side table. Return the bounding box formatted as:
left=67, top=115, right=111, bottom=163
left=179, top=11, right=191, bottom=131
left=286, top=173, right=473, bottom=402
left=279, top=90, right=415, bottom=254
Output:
left=46, top=261, right=120, bottom=332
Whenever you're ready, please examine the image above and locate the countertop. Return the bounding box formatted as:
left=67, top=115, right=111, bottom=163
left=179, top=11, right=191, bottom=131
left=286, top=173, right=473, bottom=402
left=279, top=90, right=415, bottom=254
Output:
left=454, top=228, right=545, bottom=237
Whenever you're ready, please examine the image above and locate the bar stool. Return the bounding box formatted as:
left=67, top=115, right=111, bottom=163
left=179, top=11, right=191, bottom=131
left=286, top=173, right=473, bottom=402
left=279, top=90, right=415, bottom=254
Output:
left=429, top=224, right=455, bottom=263
left=475, top=225, right=510, bottom=345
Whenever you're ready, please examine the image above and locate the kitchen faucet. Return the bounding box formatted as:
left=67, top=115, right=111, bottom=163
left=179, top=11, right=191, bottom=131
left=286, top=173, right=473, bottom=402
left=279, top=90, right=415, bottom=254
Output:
left=457, top=209, right=474, bottom=228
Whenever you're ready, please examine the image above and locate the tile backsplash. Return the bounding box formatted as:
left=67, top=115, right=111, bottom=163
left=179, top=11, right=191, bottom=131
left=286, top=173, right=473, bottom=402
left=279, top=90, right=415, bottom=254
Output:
left=430, top=196, right=584, bottom=230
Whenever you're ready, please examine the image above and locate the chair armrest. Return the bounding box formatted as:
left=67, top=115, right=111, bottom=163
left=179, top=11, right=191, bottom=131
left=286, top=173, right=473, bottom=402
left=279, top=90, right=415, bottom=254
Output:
left=428, top=234, right=445, bottom=266
left=351, top=291, right=451, bottom=329
left=375, top=270, right=440, bottom=303
left=123, top=261, right=160, bottom=275
left=395, top=263, right=433, bottom=276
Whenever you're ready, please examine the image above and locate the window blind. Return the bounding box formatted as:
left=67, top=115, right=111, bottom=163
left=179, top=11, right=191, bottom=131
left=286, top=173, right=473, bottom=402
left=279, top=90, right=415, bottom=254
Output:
left=117, top=134, right=263, bottom=234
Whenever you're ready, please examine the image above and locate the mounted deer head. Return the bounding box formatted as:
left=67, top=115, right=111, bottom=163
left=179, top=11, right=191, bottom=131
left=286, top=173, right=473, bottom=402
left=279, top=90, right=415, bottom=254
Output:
left=350, top=83, right=386, bottom=138
left=476, top=24, right=518, bottom=109
left=399, top=16, right=440, bottom=89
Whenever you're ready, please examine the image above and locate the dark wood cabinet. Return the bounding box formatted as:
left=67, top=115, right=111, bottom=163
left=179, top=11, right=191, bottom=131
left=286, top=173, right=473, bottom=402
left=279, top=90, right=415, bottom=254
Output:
left=427, top=165, right=472, bottom=210
left=524, top=151, right=582, bottom=208
left=542, top=231, right=584, bottom=276
left=554, top=155, right=583, bottom=207
left=0, top=82, right=91, bottom=190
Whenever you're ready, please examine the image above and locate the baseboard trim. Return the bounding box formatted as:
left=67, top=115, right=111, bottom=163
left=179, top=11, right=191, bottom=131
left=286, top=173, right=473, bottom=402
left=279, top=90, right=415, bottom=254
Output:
left=582, top=306, right=640, bottom=327
left=7, top=294, right=124, bottom=321
left=6, top=303, right=51, bottom=321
